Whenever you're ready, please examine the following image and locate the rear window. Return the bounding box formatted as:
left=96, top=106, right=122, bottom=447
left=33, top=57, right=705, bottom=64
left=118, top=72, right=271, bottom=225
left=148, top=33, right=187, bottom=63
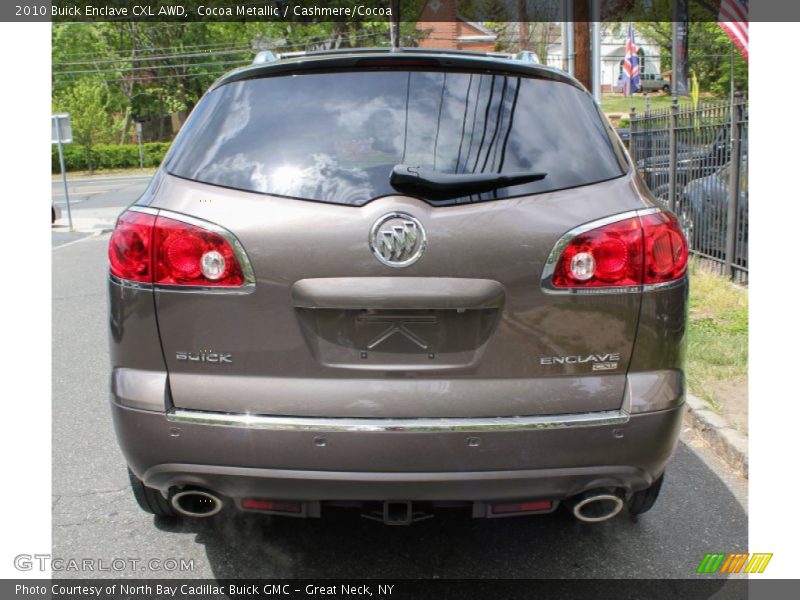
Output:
left=166, top=69, right=627, bottom=206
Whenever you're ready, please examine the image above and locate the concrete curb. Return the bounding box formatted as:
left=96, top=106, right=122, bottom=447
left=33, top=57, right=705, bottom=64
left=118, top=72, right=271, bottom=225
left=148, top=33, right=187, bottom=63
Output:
left=685, top=393, right=748, bottom=478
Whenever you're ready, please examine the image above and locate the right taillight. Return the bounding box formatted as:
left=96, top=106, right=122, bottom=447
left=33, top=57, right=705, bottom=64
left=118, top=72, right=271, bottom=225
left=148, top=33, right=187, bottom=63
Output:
left=109, top=208, right=252, bottom=290
left=547, top=209, right=687, bottom=291
left=640, top=211, right=689, bottom=284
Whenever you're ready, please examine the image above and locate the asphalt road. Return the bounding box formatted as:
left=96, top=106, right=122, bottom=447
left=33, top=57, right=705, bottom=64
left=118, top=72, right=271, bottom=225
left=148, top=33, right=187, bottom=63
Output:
left=52, top=175, right=152, bottom=211
left=52, top=217, right=748, bottom=581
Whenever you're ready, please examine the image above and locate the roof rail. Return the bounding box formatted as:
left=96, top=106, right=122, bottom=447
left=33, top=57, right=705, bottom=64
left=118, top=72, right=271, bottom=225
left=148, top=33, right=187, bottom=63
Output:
left=514, top=50, right=541, bottom=64
left=485, top=51, right=515, bottom=60
left=252, top=50, right=277, bottom=64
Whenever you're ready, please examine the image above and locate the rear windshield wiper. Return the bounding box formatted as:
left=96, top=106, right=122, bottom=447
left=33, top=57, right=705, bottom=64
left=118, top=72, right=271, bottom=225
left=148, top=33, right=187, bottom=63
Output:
left=390, top=164, right=547, bottom=200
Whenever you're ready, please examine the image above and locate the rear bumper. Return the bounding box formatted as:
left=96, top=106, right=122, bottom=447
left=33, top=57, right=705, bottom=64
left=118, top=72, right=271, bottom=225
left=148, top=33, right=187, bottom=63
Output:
left=112, top=400, right=684, bottom=503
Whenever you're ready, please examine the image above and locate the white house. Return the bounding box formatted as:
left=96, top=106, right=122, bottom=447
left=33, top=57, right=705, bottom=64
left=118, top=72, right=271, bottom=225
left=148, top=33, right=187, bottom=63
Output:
left=546, top=24, right=662, bottom=92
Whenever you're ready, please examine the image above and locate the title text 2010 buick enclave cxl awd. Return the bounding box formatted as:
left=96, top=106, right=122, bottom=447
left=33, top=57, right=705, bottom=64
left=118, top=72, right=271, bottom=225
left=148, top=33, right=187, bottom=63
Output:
left=108, top=49, right=688, bottom=526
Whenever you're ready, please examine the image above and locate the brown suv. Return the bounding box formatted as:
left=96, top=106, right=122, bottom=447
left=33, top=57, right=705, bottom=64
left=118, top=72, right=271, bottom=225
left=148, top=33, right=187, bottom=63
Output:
left=108, top=48, right=688, bottom=525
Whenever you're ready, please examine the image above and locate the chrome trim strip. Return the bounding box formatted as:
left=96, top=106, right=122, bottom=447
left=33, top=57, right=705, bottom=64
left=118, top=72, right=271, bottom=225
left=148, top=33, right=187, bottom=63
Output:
left=642, top=277, right=687, bottom=293
left=127, top=205, right=160, bottom=217
left=120, top=206, right=256, bottom=295
left=109, top=273, right=153, bottom=291
left=154, top=282, right=256, bottom=295
left=167, top=408, right=630, bottom=433
left=540, top=207, right=662, bottom=296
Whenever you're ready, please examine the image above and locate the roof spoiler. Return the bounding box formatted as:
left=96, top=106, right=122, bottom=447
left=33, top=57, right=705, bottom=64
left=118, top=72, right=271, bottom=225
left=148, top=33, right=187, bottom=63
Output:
left=251, top=47, right=540, bottom=65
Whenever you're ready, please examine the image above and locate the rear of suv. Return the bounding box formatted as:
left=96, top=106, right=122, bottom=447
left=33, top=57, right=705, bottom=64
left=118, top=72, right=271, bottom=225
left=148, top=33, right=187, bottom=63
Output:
left=109, top=49, right=688, bottom=525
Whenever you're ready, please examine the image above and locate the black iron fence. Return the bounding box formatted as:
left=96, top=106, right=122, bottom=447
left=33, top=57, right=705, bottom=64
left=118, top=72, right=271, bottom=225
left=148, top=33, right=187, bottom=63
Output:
left=629, top=94, right=748, bottom=283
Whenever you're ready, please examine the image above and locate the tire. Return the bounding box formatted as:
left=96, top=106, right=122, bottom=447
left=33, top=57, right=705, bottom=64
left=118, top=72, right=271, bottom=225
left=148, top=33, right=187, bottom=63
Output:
left=127, top=468, right=177, bottom=517
left=662, top=85, right=670, bottom=93
left=628, top=473, right=664, bottom=516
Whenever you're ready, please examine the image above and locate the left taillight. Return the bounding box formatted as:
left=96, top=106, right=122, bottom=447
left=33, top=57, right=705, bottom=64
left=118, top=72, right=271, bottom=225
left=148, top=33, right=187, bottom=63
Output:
left=109, top=211, right=155, bottom=283
left=109, top=210, right=249, bottom=289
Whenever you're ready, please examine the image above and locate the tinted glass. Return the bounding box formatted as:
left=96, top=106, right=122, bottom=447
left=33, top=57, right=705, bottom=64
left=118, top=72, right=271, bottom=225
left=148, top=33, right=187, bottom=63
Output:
left=167, top=70, right=627, bottom=206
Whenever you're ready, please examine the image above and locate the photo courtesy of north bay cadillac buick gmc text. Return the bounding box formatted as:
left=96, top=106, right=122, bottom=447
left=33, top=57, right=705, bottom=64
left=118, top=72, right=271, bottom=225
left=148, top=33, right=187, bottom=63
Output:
left=107, top=48, right=688, bottom=526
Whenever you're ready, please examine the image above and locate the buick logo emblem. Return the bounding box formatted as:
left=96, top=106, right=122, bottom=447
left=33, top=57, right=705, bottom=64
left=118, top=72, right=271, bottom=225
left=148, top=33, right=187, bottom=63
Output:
left=369, top=212, right=427, bottom=268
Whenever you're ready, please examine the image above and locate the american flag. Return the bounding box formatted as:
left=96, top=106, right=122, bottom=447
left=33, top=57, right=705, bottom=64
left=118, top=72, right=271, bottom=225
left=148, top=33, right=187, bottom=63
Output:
left=718, top=0, right=749, bottom=61
left=621, top=23, right=640, bottom=97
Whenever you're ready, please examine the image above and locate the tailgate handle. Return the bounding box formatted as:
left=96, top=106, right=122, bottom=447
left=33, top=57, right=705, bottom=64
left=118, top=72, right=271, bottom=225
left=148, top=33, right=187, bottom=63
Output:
left=291, top=278, right=505, bottom=310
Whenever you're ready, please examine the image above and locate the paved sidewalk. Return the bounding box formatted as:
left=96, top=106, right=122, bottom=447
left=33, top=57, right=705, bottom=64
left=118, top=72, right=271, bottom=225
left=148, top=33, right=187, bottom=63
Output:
left=53, top=206, right=124, bottom=234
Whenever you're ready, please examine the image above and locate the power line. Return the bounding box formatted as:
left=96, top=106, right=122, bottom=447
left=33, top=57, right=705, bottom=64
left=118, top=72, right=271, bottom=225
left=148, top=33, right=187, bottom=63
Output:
left=57, top=47, right=253, bottom=66
left=54, top=31, right=389, bottom=67
left=63, top=71, right=235, bottom=84
left=54, top=33, right=393, bottom=74
left=56, top=39, right=255, bottom=59
left=54, top=58, right=250, bottom=77
left=53, top=26, right=340, bottom=60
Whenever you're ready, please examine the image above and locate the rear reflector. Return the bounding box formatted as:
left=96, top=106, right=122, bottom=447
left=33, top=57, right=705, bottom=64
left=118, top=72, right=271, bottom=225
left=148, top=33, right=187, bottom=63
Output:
left=241, top=499, right=303, bottom=513
left=491, top=500, right=552, bottom=514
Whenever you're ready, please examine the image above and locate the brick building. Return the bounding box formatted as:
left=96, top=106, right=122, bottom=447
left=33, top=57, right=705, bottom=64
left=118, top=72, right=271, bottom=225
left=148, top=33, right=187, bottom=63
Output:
left=416, top=0, right=497, bottom=52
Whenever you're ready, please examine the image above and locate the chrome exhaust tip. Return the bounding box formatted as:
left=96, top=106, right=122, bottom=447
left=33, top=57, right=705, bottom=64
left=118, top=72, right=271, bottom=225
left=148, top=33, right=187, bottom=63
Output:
left=170, top=489, right=223, bottom=518
left=567, top=491, right=624, bottom=523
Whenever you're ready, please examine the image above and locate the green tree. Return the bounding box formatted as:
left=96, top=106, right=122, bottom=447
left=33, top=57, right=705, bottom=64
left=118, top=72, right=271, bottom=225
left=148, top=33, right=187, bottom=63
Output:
left=634, top=21, right=748, bottom=98
left=52, top=20, right=421, bottom=149
left=54, top=80, right=118, bottom=173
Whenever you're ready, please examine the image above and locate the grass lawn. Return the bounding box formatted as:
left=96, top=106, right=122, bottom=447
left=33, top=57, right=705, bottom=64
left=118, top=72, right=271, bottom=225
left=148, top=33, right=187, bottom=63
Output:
left=600, top=93, right=724, bottom=116
left=602, top=93, right=676, bottom=115
left=686, top=261, right=748, bottom=432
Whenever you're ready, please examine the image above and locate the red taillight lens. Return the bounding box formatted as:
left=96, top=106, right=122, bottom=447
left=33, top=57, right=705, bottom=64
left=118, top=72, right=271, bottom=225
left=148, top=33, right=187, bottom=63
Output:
left=552, top=217, right=643, bottom=288
left=108, top=210, right=247, bottom=288
left=153, top=216, right=244, bottom=287
left=550, top=210, right=687, bottom=289
left=640, top=212, right=689, bottom=284
left=108, top=211, right=156, bottom=283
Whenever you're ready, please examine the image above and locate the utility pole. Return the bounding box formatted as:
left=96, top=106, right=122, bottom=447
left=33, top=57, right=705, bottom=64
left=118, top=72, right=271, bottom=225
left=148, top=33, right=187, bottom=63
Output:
left=136, top=122, right=144, bottom=169
left=518, top=0, right=529, bottom=50
left=591, top=0, right=602, bottom=103
left=730, top=39, right=735, bottom=103
left=566, top=1, right=575, bottom=75
left=52, top=114, right=74, bottom=231
left=573, top=0, right=591, bottom=90
left=561, top=4, right=568, bottom=71
left=390, top=0, right=400, bottom=50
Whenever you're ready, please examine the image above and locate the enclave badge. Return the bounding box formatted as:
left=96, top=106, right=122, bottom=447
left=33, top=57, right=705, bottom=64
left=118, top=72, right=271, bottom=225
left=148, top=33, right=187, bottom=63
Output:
left=539, top=353, right=621, bottom=370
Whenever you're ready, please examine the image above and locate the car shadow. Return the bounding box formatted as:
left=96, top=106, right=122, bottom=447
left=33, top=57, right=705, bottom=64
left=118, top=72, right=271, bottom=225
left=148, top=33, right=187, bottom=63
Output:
left=152, top=441, right=747, bottom=580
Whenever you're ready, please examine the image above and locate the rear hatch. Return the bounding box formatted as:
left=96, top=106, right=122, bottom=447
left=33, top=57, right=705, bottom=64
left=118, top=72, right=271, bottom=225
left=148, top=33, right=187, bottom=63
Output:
left=150, top=60, right=644, bottom=418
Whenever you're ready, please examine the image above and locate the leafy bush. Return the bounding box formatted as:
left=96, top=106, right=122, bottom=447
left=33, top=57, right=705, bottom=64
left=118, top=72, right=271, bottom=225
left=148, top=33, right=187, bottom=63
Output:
left=52, top=142, right=170, bottom=173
